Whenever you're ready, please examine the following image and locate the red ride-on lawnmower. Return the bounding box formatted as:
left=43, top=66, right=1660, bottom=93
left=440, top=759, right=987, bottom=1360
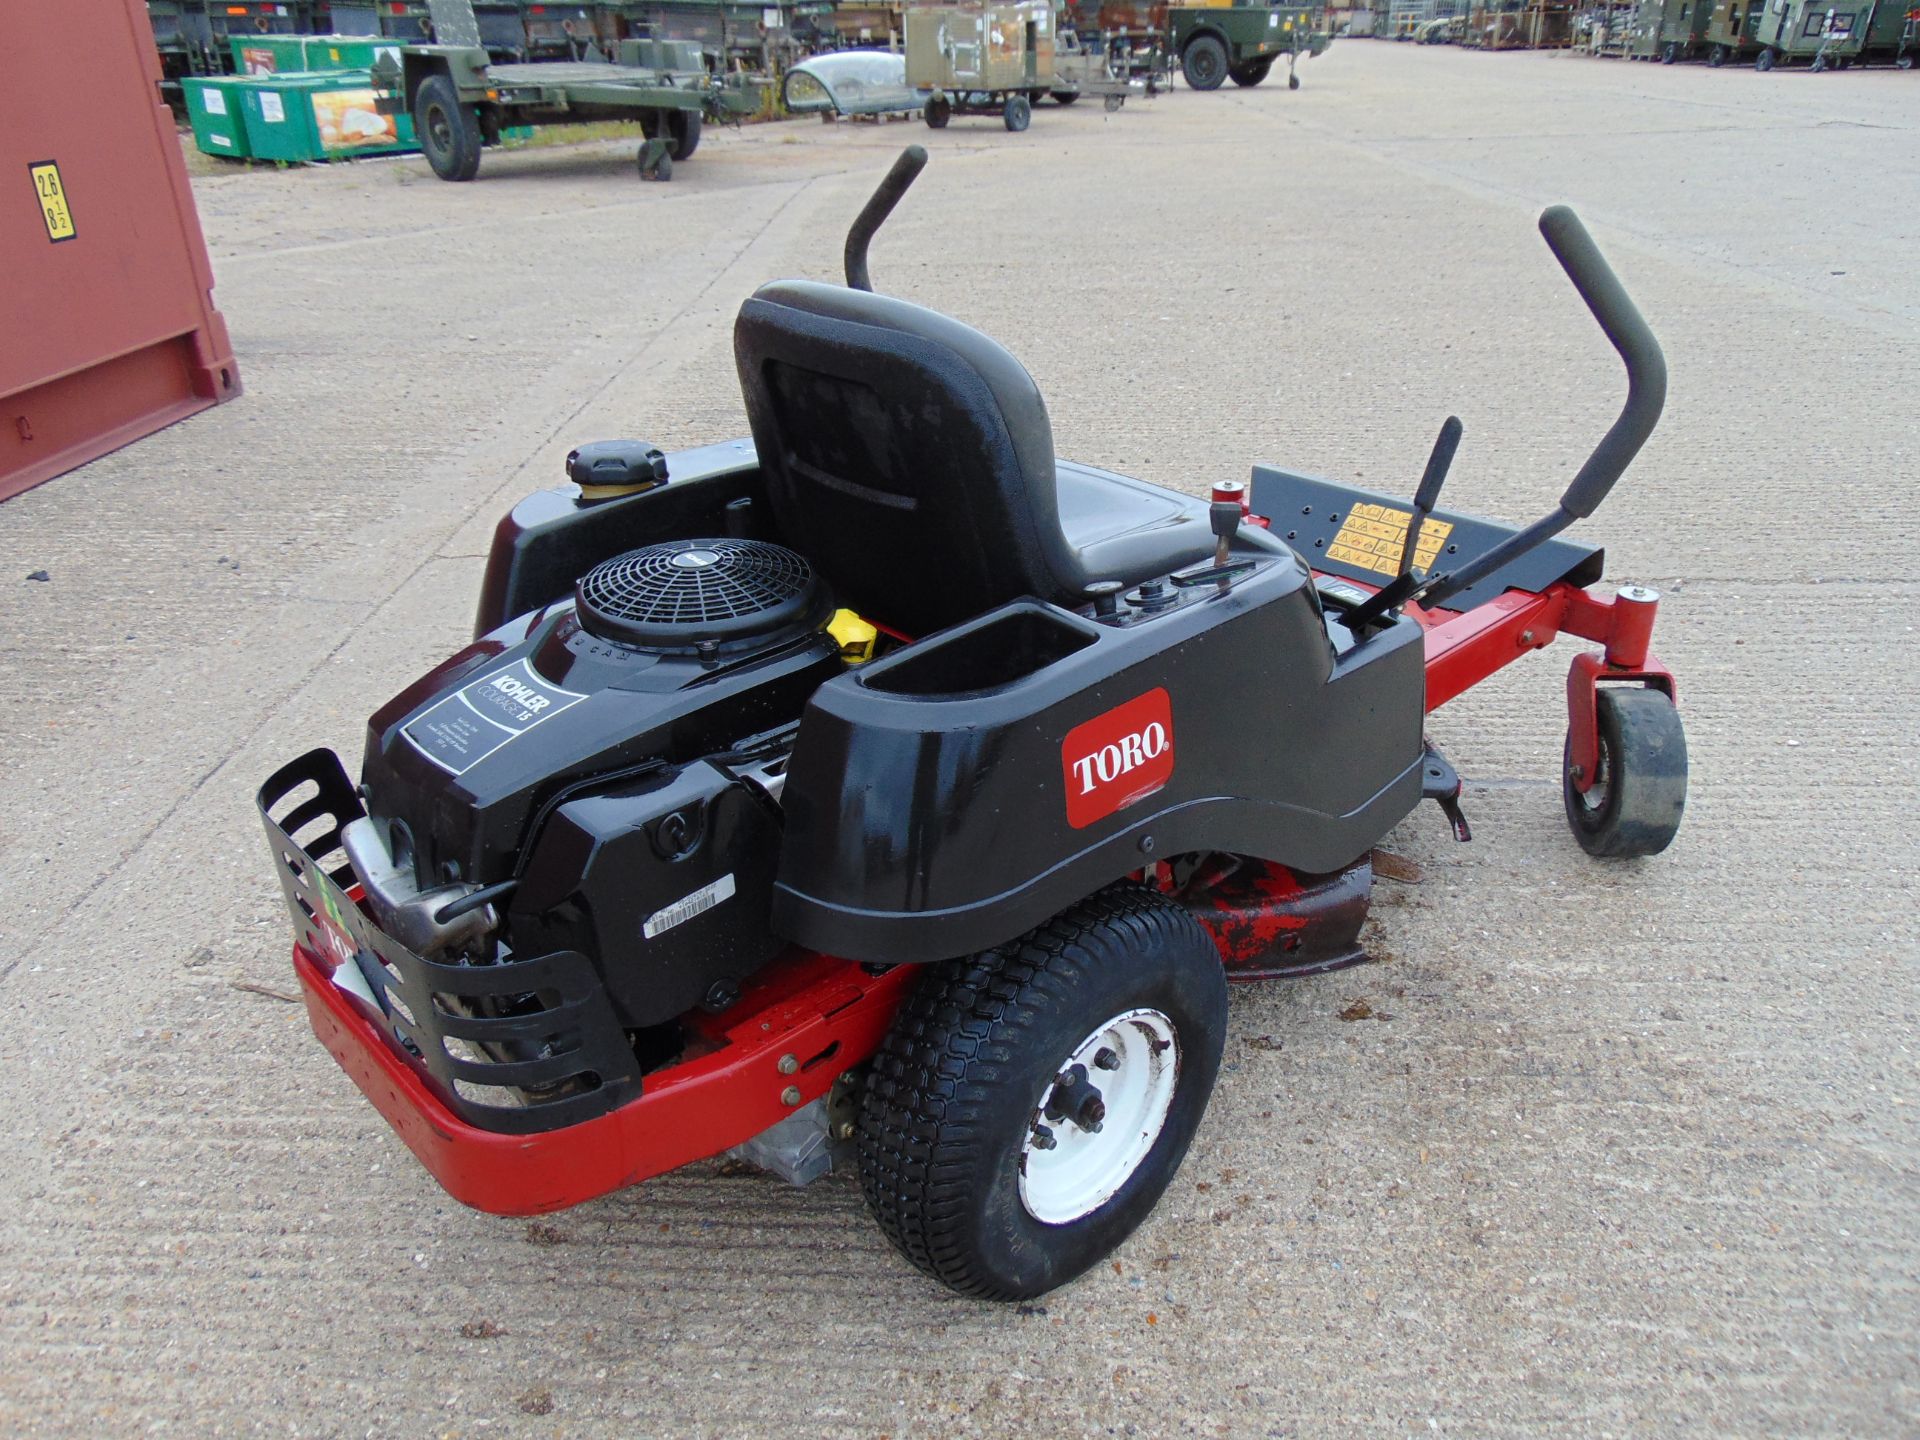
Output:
left=260, top=149, right=1686, bottom=1300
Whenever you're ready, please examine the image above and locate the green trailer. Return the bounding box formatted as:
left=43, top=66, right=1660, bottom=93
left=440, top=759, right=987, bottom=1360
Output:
left=1750, top=0, right=1867, bottom=66
left=1620, top=0, right=1664, bottom=56
left=1643, top=0, right=1713, bottom=57
left=1167, top=3, right=1331, bottom=92
left=1702, top=0, right=1764, bottom=60
left=377, top=0, right=757, bottom=181
left=181, top=73, right=255, bottom=157
left=1855, top=0, right=1920, bottom=63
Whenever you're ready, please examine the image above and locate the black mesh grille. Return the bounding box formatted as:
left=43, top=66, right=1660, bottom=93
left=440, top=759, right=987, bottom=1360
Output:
left=575, top=539, right=821, bottom=650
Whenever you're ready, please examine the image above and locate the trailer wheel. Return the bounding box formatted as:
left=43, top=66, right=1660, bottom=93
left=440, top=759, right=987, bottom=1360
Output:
left=1003, top=93, right=1032, bottom=131
left=1662, top=41, right=1678, bottom=61
left=1756, top=46, right=1775, bottom=69
left=415, top=74, right=482, bottom=182
left=923, top=94, right=951, bottom=128
left=1708, top=42, right=1727, bottom=65
left=1229, top=56, right=1272, bottom=85
left=1182, top=34, right=1229, bottom=90
left=856, top=885, right=1228, bottom=1300
left=1104, top=93, right=1125, bottom=111
left=1563, top=688, right=1688, bottom=859
left=1054, top=89, right=1080, bottom=104
left=669, top=109, right=701, bottom=160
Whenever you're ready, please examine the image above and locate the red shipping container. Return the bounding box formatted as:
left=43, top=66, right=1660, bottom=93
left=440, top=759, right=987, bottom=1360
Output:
left=1, top=0, right=240, bottom=503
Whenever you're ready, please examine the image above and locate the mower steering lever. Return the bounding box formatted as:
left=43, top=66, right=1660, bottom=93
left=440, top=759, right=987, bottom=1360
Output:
left=1419, top=207, right=1666, bottom=611
left=844, top=146, right=928, bottom=293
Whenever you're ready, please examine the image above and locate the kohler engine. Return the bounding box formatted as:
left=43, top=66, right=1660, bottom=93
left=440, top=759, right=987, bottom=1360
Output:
left=345, top=537, right=843, bottom=1030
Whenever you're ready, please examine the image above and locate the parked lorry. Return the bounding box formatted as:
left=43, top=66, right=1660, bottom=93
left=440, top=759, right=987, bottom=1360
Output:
left=1167, top=2, right=1330, bottom=91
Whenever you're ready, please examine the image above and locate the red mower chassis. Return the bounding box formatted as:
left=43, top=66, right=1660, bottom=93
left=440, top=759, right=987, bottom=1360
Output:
left=289, top=562, right=1675, bottom=1217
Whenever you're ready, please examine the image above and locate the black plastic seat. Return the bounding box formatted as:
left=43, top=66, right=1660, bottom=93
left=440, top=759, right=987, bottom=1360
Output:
left=734, top=280, right=1224, bottom=636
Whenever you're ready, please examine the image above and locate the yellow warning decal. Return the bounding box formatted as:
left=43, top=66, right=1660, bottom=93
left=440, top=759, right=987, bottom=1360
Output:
left=1325, top=501, right=1454, bottom=579
left=30, top=162, right=75, bottom=243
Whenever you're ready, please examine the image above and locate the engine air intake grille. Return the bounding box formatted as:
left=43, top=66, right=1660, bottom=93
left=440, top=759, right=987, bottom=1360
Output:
left=575, top=538, right=822, bottom=651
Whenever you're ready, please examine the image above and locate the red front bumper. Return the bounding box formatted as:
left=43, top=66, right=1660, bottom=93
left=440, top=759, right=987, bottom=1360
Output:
left=293, top=941, right=914, bottom=1215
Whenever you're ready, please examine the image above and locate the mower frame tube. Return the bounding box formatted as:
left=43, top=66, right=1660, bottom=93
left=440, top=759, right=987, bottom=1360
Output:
left=1409, top=578, right=1675, bottom=794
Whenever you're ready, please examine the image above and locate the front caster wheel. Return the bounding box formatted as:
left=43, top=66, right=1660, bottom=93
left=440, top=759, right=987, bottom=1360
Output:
left=923, top=93, right=952, bottom=128
left=1563, top=687, right=1688, bottom=858
left=857, top=886, right=1228, bottom=1300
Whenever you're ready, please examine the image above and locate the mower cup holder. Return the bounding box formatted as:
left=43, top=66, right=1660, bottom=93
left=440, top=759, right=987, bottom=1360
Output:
left=857, top=603, right=1099, bottom=698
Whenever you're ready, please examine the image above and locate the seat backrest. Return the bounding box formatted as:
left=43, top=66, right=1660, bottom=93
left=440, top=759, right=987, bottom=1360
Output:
left=733, top=280, right=1079, bottom=636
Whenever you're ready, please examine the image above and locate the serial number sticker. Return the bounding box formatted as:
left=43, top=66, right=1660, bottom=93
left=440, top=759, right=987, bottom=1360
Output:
left=29, top=162, right=75, bottom=243
left=644, top=873, right=737, bottom=939
left=1325, top=502, right=1454, bottom=579
left=402, top=659, right=586, bottom=776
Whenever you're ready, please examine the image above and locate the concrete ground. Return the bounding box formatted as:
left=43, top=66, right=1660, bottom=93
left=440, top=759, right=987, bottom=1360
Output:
left=2, top=40, right=1916, bottom=1438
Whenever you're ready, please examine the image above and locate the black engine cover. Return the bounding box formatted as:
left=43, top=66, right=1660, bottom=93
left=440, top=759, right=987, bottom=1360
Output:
left=356, top=551, right=843, bottom=1024
left=509, top=761, right=787, bottom=1028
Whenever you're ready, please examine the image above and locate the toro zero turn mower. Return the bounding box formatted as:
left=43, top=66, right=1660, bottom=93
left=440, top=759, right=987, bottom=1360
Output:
left=259, top=149, right=1686, bottom=1300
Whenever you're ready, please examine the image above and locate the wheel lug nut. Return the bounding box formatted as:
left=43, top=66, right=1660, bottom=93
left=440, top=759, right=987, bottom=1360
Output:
left=1093, top=1047, right=1121, bottom=1071
left=1030, top=1124, right=1058, bottom=1151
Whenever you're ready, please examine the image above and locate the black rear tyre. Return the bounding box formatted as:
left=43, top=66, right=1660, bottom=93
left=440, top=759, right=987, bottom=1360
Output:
left=924, top=94, right=951, bottom=128
left=1563, top=687, right=1688, bottom=858
left=1183, top=34, right=1229, bottom=89
left=1003, top=93, right=1032, bottom=131
left=857, top=886, right=1228, bottom=1300
left=1054, top=89, right=1080, bottom=104
left=1229, top=56, right=1273, bottom=85
left=415, top=73, right=482, bottom=182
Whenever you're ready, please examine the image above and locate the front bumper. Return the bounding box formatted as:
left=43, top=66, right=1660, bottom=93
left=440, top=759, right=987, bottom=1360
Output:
left=261, top=748, right=913, bottom=1214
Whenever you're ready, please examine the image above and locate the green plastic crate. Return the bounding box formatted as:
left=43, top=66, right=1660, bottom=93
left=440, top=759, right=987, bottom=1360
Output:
left=229, top=34, right=311, bottom=74
left=181, top=75, right=255, bottom=159
left=238, top=71, right=417, bottom=163
left=296, top=34, right=412, bottom=71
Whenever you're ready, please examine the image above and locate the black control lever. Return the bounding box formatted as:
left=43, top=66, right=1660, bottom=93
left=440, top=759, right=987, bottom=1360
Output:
left=844, top=146, right=928, bottom=293
left=1340, top=415, right=1463, bottom=632
left=1399, top=414, right=1462, bottom=576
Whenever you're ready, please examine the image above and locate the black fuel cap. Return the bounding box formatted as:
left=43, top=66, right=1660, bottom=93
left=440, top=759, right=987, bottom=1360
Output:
left=567, top=440, right=669, bottom=492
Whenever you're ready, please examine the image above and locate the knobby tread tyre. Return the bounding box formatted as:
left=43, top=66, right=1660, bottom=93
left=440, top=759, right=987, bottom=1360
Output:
left=856, top=885, right=1227, bottom=1300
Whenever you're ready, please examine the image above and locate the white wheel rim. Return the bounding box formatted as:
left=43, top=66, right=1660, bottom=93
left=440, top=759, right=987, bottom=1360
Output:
left=1018, top=1007, right=1180, bottom=1225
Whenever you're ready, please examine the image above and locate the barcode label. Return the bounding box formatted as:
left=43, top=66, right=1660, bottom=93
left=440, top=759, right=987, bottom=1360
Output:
left=643, top=874, right=737, bottom=939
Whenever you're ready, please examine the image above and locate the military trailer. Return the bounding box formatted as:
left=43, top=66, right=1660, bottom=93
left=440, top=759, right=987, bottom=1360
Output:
left=1167, top=2, right=1330, bottom=90
left=330, top=1, right=534, bottom=57
left=907, top=0, right=1056, bottom=131
left=376, top=0, right=756, bottom=180
left=1854, top=0, right=1919, bottom=63
left=1051, top=24, right=1147, bottom=104
left=1703, top=0, right=1764, bottom=59
left=1642, top=0, right=1712, bottom=58
left=147, top=0, right=220, bottom=84
left=1750, top=0, right=1865, bottom=65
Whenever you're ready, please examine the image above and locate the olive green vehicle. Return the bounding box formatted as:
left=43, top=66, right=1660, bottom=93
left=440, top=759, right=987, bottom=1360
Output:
left=1167, top=2, right=1331, bottom=91
left=375, top=0, right=758, bottom=181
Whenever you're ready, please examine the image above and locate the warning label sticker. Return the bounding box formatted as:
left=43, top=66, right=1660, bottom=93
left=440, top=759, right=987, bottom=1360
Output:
left=29, top=162, right=75, bottom=243
left=1326, top=502, right=1454, bottom=580
left=402, top=660, right=586, bottom=776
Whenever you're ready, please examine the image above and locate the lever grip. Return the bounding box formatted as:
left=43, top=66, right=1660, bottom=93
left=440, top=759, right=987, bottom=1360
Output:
left=1537, top=205, right=1667, bottom=519
left=844, top=146, right=928, bottom=293
left=1412, top=415, right=1462, bottom=516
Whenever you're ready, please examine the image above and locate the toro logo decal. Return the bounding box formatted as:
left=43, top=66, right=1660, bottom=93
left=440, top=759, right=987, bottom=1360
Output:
left=1062, top=688, right=1175, bottom=829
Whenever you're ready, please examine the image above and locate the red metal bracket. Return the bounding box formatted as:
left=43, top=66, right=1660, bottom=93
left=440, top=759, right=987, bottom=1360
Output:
left=292, top=943, right=914, bottom=1215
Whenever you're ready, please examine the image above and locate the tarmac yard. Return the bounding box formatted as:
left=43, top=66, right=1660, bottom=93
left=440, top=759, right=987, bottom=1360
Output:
left=2, top=40, right=1917, bottom=1438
